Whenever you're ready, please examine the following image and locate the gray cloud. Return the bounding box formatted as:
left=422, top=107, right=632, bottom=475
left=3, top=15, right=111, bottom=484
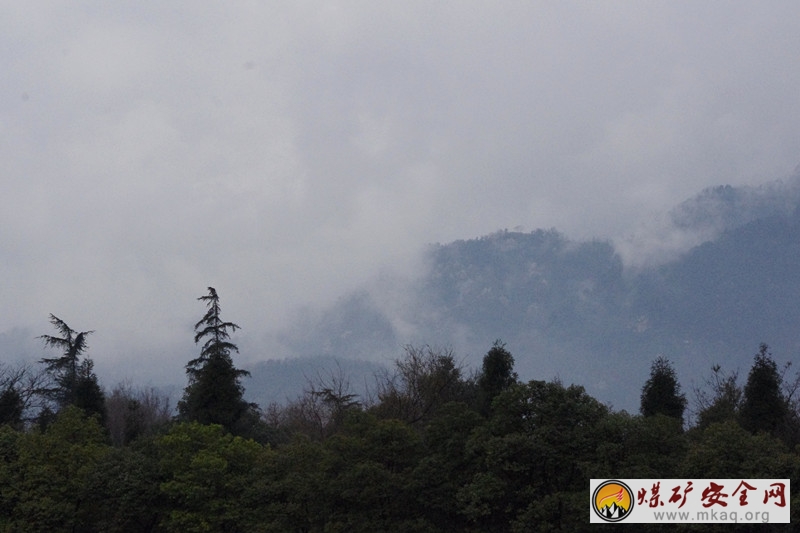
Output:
left=3, top=2, right=800, bottom=385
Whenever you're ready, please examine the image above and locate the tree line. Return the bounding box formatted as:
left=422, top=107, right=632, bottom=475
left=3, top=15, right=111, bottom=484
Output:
left=0, top=288, right=798, bottom=531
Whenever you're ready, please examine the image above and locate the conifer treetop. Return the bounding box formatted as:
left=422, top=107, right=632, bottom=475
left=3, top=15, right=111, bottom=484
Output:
left=38, top=314, right=93, bottom=374
left=193, top=287, right=240, bottom=351
left=187, top=287, right=246, bottom=375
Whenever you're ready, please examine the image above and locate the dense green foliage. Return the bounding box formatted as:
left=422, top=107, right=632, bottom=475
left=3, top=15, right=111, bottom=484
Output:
left=740, top=344, right=789, bottom=436
left=476, top=340, right=518, bottom=415
left=0, top=386, right=23, bottom=428
left=640, top=355, right=687, bottom=424
left=2, top=302, right=799, bottom=531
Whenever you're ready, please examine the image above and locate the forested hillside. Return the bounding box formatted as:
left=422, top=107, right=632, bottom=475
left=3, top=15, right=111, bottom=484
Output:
left=278, top=176, right=800, bottom=410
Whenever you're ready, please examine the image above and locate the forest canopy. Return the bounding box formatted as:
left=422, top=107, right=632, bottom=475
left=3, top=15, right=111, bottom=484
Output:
left=0, top=290, right=798, bottom=532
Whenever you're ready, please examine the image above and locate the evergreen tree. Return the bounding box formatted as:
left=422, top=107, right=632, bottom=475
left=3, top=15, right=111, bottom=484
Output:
left=476, top=340, right=518, bottom=414
left=0, top=386, right=23, bottom=429
left=73, top=359, right=107, bottom=424
left=178, top=287, right=255, bottom=434
left=640, top=356, right=686, bottom=424
left=739, top=343, right=788, bottom=436
left=38, top=315, right=105, bottom=420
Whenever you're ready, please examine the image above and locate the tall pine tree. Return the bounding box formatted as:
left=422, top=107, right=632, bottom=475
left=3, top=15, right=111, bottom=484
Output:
left=38, top=314, right=105, bottom=421
left=178, top=287, right=255, bottom=434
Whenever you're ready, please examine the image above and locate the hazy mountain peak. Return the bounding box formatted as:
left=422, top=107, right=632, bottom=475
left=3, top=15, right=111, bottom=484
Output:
left=267, top=174, right=800, bottom=411
left=616, top=172, right=800, bottom=268
left=671, top=176, right=800, bottom=231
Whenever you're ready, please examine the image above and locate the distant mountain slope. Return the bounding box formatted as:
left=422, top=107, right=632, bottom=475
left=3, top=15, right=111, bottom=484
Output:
left=635, top=206, right=800, bottom=356
left=669, top=178, right=800, bottom=234
left=619, top=174, right=800, bottom=266
left=272, top=174, right=800, bottom=411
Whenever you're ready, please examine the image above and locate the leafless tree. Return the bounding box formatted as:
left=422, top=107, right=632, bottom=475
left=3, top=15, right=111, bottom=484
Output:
left=0, top=361, right=50, bottom=427
left=105, top=381, right=172, bottom=446
left=691, top=364, right=741, bottom=429
left=264, top=361, right=360, bottom=441
left=370, top=344, right=467, bottom=425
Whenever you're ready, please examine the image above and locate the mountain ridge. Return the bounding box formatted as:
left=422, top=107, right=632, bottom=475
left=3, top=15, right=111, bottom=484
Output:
left=273, top=173, right=800, bottom=411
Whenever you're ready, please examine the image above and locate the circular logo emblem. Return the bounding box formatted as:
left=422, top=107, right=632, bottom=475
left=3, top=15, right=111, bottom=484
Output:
left=592, top=480, right=634, bottom=522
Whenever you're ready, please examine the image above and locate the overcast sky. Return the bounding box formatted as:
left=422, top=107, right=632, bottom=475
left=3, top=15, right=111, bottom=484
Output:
left=3, top=2, right=800, bottom=385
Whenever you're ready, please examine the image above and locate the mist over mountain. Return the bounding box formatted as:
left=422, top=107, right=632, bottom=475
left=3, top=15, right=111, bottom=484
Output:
left=272, top=172, right=800, bottom=412
left=617, top=171, right=800, bottom=267
left=5, top=174, right=800, bottom=413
